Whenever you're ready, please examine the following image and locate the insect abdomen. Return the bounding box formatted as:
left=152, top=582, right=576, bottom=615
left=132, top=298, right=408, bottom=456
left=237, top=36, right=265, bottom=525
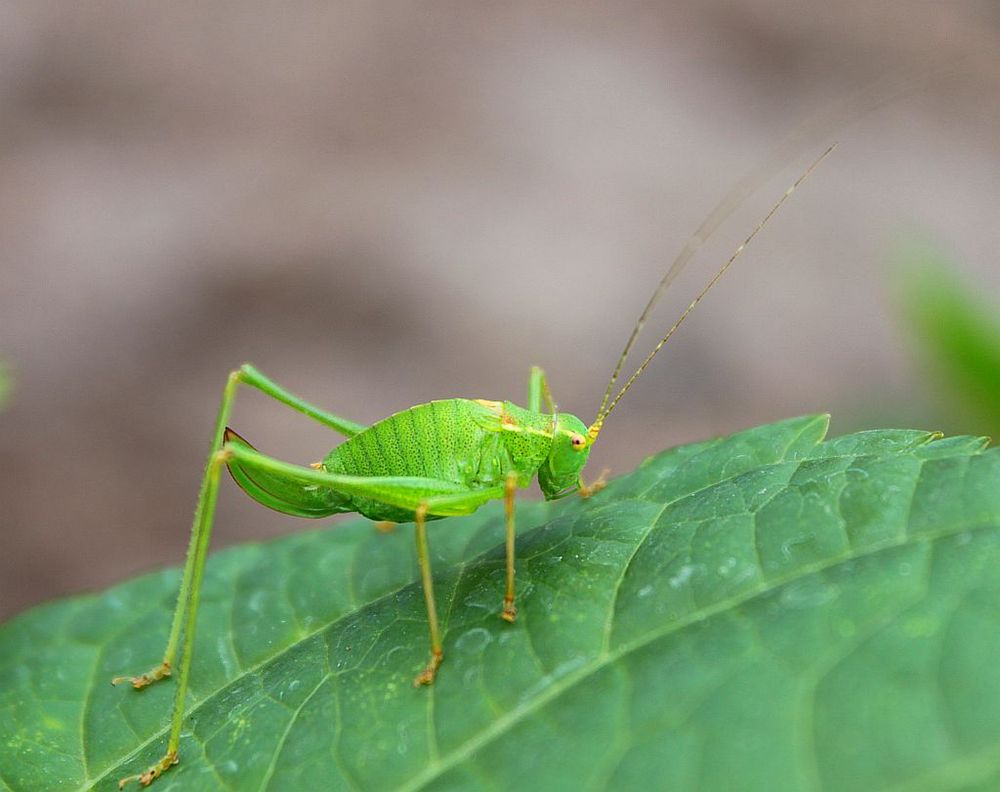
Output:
left=324, top=399, right=500, bottom=484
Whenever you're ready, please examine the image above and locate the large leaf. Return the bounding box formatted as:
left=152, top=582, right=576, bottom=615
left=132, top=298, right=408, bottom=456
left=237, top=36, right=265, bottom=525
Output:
left=3, top=416, right=1000, bottom=791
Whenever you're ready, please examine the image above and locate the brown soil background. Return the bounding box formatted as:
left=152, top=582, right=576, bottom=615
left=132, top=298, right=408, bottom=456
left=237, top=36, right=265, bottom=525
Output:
left=2, top=2, right=999, bottom=620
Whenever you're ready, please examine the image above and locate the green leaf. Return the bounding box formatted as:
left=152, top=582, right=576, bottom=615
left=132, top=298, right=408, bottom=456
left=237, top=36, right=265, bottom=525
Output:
left=3, top=415, right=1000, bottom=791
left=895, top=244, right=1000, bottom=437
left=0, top=360, right=10, bottom=410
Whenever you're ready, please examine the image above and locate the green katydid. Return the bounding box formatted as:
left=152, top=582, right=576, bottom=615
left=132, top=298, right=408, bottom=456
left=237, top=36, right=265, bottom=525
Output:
left=112, top=145, right=834, bottom=788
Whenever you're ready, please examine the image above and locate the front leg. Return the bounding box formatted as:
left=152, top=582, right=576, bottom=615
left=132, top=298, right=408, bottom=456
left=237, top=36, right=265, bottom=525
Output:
left=578, top=468, right=610, bottom=498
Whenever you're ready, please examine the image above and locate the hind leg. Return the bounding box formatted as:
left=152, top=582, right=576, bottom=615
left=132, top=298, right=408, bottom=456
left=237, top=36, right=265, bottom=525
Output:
left=113, top=366, right=367, bottom=788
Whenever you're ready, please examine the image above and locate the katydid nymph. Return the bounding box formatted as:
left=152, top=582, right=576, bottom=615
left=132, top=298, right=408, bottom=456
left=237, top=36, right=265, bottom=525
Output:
left=112, top=145, right=834, bottom=788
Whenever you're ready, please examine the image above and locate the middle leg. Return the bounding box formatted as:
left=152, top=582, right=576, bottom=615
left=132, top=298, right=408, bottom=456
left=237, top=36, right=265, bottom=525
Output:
left=220, top=443, right=511, bottom=685
left=413, top=503, right=444, bottom=686
left=501, top=471, right=519, bottom=622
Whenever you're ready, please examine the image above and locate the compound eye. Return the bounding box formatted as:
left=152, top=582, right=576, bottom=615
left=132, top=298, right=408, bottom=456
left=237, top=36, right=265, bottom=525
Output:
left=570, top=433, right=586, bottom=450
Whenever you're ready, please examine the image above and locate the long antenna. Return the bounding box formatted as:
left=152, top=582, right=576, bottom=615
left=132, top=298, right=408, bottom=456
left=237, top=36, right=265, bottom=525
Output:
left=588, top=144, right=836, bottom=440
left=593, top=67, right=947, bottom=426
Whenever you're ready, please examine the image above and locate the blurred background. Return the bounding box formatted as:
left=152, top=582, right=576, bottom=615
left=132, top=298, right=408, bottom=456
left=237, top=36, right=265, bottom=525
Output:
left=1, top=1, right=999, bottom=621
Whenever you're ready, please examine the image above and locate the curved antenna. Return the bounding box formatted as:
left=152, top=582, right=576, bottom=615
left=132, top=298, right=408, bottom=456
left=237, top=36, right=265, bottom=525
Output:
left=593, top=68, right=946, bottom=426
left=593, top=154, right=780, bottom=423
left=589, top=144, right=836, bottom=440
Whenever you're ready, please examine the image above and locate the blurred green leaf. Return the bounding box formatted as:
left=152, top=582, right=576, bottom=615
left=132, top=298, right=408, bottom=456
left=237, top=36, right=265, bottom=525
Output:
left=0, top=360, right=10, bottom=409
left=896, top=245, right=1000, bottom=437
left=2, top=415, right=1000, bottom=791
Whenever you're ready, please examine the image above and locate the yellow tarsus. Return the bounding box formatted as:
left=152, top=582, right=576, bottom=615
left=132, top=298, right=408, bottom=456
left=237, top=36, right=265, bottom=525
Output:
left=413, top=649, right=443, bottom=687
left=118, top=751, right=178, bottom=789
left=578, top=468, right=610, bottom=498
left=111, top=661, right=171, bottom=690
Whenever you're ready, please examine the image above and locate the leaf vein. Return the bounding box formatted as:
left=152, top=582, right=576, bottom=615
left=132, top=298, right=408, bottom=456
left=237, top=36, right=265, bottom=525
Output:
left=398, top=521, right=998, bottom=792
left=258, top=672, right=331, bottom=791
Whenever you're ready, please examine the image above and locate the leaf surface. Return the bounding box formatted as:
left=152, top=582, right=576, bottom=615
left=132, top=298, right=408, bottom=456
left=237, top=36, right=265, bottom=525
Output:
left=3, top=416, right=1000, bottom=791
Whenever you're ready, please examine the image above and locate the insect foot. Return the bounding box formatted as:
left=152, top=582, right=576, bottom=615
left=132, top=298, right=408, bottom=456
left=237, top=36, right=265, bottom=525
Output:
left=118, top=750, right=178, bottom=789
left=578, top=468, right=610, bottom=499
left=111, top=661, right=171, bottom=690
left=413, top=649, right=444, bottom=687
left=501, top=598, right=517, bottom=623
